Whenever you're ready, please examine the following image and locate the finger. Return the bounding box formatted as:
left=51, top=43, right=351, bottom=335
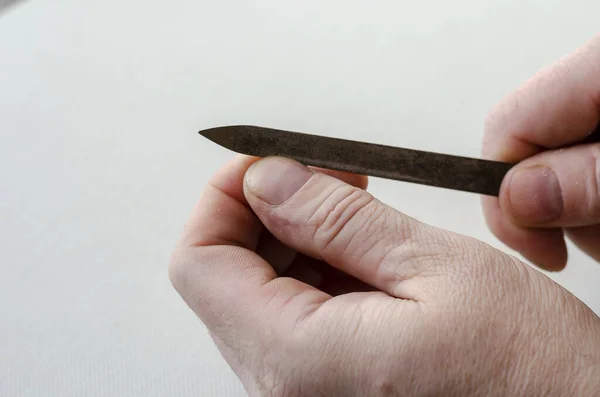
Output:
left=256, top=168, right=369, bottom=275
left=482, top=34, right=600, bottom=270
left=499, top=144, right=600, bottom=227
left=170, top=155, right=330, bottom=341
left=565, top=225, right=600, bottom=262
left=483, top=34, right=600, bottom=161
left=482, top=197, right=567, bottom=270
left=178, top=155, right=262, bottom=249
left=243, top=157, right=459, bottom=301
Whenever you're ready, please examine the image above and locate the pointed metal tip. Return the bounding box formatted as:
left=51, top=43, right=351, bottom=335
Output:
left=198, top=125, right=239, bottom=150
left=198, top=126, right=221, bottom=141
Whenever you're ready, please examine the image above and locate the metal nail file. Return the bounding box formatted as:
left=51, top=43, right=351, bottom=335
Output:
left=199, top=125, right=515, bottom=196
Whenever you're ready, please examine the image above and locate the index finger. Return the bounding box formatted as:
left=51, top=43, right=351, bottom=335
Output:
left=483, top=34, right=600, bottom=162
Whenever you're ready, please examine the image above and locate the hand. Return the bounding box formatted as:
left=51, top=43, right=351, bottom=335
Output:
left=482, top=34, right=600, bottom=271
left=169, top=155, right=600, bottom=396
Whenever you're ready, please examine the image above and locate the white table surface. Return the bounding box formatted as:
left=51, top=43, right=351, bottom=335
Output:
left=2, top=1, right=599, bottom=395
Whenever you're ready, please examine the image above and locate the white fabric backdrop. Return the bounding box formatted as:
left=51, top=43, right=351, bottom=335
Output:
left=2, top=1, right=599, bottom=395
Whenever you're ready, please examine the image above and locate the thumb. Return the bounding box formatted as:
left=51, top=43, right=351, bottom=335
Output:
left=499, top=144, right=600, bottom=228
left=243, top=157, right=474, bottom=301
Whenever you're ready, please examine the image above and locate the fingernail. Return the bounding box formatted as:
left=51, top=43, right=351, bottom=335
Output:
left=507, top=165, right=563, bottom=224
left=246, top=158, right=313, bottom=205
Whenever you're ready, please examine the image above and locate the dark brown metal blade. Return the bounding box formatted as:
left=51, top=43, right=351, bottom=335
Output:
left=199, top=125, right=515, bottom=196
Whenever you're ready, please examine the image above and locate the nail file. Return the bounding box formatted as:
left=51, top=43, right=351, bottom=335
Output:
left=199, top=125, right=516, bottom=196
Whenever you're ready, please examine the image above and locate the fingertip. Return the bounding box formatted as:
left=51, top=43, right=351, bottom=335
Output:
left=525, top=246, right=568, bottom=273
left=520, top=237, right=568, bottom=272
left=498, top=163, right=564, bottom=227
left=242, top=158, right=370, bottom=207
left=244, top=157, right=314, bottom=206
left=482, top=196, right=568, bottom=272
left=210, top=154, right=261, bottom=203
left=498, top=146, right=600, bottom=229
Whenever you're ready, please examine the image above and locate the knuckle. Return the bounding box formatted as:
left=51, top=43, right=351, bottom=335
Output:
left=483, top=91, right=516, bottom=138
left=167, top=248, right=222, bottom=324
left=167, top=247, right=211, bottom=301
left=483, top=109, right=499, bottom=138
left=482, top=113, right=497, bottom=150
left=168, top=248, right=190, bottom=292
left=482, top=101, right=513, bottom=159
left=386, top=229, right=506, bottom=300
left=306, top=184, right=376, bottom=254
left=464, top=246, right=536, bottom=308
left=384, top=227, right=452, bottom=273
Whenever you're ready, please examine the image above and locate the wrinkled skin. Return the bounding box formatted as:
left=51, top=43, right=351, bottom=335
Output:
left=169, top=35, right=600, bottom=397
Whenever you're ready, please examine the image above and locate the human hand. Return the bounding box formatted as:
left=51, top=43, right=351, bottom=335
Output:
left=169, top=155, right=600, bottom=396
left=483, top=34, right=600, bottom=271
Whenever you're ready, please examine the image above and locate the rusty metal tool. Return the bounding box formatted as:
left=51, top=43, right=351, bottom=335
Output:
left=198, top=125, right=600, bottom=195
left=198, top=125, right=521, bottom=196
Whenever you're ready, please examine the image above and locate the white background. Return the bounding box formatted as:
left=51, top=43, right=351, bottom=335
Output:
left=2, top=1, right=599, bottom=396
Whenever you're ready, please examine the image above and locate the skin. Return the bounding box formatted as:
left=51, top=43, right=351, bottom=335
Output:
left=169, top=36, right=600, bottom=396
left=482, top=33, right=600, bottom=270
